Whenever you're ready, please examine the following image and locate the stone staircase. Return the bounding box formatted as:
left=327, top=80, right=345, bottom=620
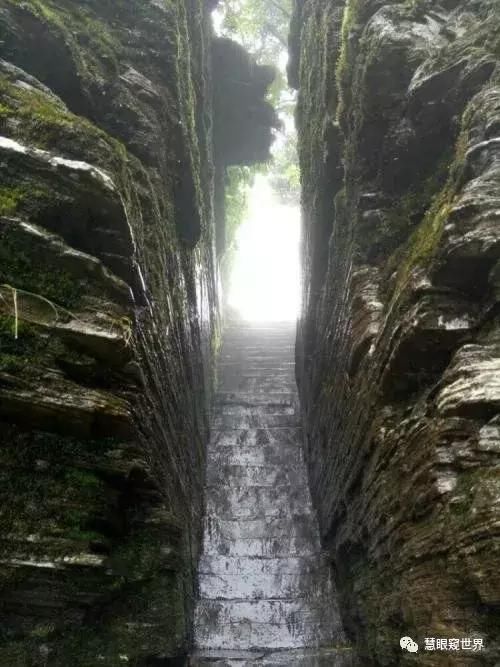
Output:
left=191, top=323, right=353, bottom=666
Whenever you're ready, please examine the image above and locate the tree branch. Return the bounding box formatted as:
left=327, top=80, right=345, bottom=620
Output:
left=267, top=0, right=292, bottom=20
left=263, top=22, right=288, bottom=49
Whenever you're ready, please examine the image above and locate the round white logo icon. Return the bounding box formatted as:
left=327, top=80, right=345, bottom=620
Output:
left=400, top=636, right=419, bottom=653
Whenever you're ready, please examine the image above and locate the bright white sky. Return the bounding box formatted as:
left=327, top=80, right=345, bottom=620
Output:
left=228, top=175, right=301, bottom=322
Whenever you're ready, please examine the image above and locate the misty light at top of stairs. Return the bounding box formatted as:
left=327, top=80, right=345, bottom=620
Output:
left=228, top=175, right=301, bottom=322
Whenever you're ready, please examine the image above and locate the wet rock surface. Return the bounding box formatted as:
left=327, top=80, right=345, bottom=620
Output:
left=0, top=0, right=285, bottom=654
left=0, top=0, right=280, bottom=659
left=192, top=323, right=352, bottom=666
left=291, top=0, right=500, bottom=664
left=0, top=0, right=275, bottom=662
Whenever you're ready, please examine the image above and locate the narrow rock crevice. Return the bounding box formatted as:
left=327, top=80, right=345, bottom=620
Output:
left=0, top=0, right=499, bottom=664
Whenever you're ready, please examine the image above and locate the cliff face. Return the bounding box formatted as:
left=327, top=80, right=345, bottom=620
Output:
left=0, top=2, right=273, bottom=664
left=0, top=1, right=217, bottom=663
left=291, top=0, right=500, bottom=663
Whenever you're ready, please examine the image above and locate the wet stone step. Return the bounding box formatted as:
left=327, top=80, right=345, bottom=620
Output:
left=198, top=566, right=331, bottom=600
left=222, top=333, right=295, bottom=339
left=222, top=340, right=295, bottom=347
left=218, top=353, right=295, bottom=361
left=221, top=338, right=295, bottom=345
left=223, top=327, right=295, bottom=336
left=215, top=405, right=297, bottom=416
left=219, top=378, right=298, bottom=392
left=198, top=556, right=322, bottom=578
left=202, top=534, right=318, bottom=558
left=194, top=599, right=338, bottom=651
left=218, top=375, right=296, bottom=389
left=214, top=394, right=297, bottom=407
left=194, top=324, right=347, bottom=658
left=212, top=414, right=300, bottom=430
left=202, top=520, right=319, bottom=558
left=206, top=464, right=306, bottom=488
left=210, top=428, right=302, bottom=449
left=218, top=358, right=295, bottom=362
left=219, top=353, right=295, bottom=363
left=206, top=485, right=312, bottom=520
left=219, top=366, right=294, bottom=375
left=218, top=373, right=296, bottom=383
left=203, top=515, right=319, bottom=543
left=221, top=344, right=295, bottom=353
left=219, top=359, right=295, bottom=366
left=190, top=647, right=355, bottom=666
left=221, top=342, right=296, bottom=352
left=209, top=444, right=304, bottom=472
left=221, top=345, right=296, bottom=353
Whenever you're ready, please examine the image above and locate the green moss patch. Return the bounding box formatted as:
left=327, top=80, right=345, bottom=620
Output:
left=336, top=0, right=363, bottom=125
left=5, top=0, right=121, bottom=81
left=50, top=572, right=187, bottom=666
left=385, top=122, right=470, bottom=305
left=0, top=228, right=82, bottom=309
left=0, top=186, right=25, bottom=216
left=0, top=73, right=111, bottom=155
left=0, top=314, right=51, bottom=374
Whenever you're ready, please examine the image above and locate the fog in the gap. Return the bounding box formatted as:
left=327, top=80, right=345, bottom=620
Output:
left=227, top=174, right=301, bottom=322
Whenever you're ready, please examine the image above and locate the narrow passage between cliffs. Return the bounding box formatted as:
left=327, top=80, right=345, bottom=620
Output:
left=191, top=142, right=352, bottom=667
left=190, top=319, right=352, bottom=665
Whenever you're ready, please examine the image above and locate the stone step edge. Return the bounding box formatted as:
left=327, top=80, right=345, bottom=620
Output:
left=190, top=646, right=354, bottom=663
left=192, top=647, right=353, bottom=657
left=196, top=596, right=331, bottom=603
left=210, top=426, right=303, bottom=432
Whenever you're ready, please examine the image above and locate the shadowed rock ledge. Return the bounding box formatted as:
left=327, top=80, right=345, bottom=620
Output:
left=0, top=1, right=276, bottom=664
left=291, top=0, right=500, bottom=664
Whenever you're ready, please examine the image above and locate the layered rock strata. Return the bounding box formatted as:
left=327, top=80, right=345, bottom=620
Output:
left=290, top=0, right=500, bottom=664
left=0, top=1, right=275, bottom=664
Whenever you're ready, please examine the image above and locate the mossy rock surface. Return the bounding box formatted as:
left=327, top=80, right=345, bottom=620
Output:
left=0, top=0, right=221, bottom=662
left=293, top=0, right=500, bottom=662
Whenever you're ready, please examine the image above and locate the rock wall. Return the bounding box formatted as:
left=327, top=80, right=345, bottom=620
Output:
left=212, top=37, right=278, bottom=257
left=291, top=0, right=500, bottom=664
left=0, top=2, right=275, bottom=664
